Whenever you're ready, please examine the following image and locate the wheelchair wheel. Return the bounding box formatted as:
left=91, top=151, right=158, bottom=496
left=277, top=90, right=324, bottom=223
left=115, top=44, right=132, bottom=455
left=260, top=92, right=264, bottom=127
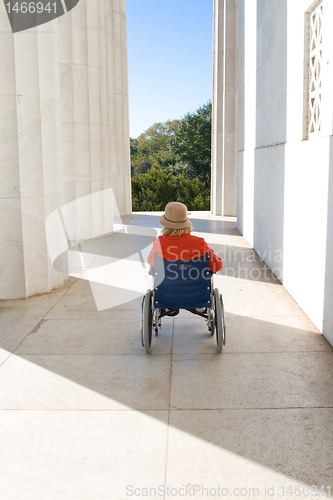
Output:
left=154, top=309, right=159, bottom=337
left=143, top=290, right=153, bottom=353
left=207, top=308, right=215, bottom=336
left=220, top=293, right=226, bottom=346
left=213, top=288, right=224, bottom=353
left=140, top=295, right=145, bottom=347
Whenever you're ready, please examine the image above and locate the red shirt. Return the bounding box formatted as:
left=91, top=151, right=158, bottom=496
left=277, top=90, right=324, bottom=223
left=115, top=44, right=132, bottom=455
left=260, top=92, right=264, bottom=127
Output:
left=147, top=234, right=223, bottom=273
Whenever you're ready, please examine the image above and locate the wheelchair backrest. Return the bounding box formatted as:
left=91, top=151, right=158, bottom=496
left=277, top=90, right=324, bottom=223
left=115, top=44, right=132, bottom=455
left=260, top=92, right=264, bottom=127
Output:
left=153, top=253, right=211, bottom=310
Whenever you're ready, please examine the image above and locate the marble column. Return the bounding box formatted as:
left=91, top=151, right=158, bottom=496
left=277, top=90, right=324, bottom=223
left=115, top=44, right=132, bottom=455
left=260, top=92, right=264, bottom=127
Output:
left=0, top=15, right=66, bottom=299
left=0, top=0, right=131, bottom=298
left=58, top=0, right=131, bottom=243
left=211, top=0, right=238, bottom=216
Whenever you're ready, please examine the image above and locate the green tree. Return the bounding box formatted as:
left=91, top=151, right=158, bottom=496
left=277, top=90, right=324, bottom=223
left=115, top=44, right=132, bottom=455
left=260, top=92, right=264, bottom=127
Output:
left=130, top=120, right=179, bottom=176
left=131, top=102, right=212, bottom=211
left=132, top=168, right=177, bottom=211
left=156, top=102, right=212, bottom=187
left=176, top=175, right=210, bottom=211
left=131, top=168, right=210, bottom=212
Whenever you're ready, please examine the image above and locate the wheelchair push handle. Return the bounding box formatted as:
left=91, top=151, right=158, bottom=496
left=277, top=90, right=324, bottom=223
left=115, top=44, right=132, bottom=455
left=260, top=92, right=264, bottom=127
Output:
left=148, top=252, right=158, bottom=275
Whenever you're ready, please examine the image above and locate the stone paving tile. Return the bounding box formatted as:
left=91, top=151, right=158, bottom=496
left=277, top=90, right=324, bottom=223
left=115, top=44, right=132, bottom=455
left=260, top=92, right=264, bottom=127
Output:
left=216, top=274, right=283, bottom=293
left=44, top=294, right=143, bottom=320
left=0, top=354, right=171, bottom=410
left=0, top=307, right=50, bottom=365
left=15, top=318, right=172, bottom=355
left=198, top=233, right=252, bottom=248
left=0, top=291, right=67, bottom=309
left=223, top=290, right=305, bottom=317
left=0, top=410, right=168, bottom=499
left=65, top=276, right=96, bottom=294
left=170, top=351, right=333, bottom=410
left=166, top=409, right=333, bottom=498
left=172, top=314, right=332, bottom=354
left=69, top=234, right=116, bottom=255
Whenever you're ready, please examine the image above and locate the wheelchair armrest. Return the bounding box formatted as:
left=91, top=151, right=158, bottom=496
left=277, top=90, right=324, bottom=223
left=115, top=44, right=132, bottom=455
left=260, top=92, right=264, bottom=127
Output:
left=148, top=266, right=155, bottom=276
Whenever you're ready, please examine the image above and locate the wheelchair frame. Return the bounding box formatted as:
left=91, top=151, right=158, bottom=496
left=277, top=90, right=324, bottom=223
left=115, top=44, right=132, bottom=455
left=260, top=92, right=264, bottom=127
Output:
left=140, top=254, right=226, bottom=354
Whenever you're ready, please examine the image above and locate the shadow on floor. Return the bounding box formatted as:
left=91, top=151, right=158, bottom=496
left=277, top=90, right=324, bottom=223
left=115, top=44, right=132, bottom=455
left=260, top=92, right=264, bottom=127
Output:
left=1, top=212, right=333, bottom=491
left=51, top=212, right=277, bottom=285
left=1, top=306, right=332, bottom=489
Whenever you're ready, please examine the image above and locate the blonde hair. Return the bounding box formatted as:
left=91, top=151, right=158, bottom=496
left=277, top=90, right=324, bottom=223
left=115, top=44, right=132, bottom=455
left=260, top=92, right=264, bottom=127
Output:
left=161, top=223, right=193, bottom=236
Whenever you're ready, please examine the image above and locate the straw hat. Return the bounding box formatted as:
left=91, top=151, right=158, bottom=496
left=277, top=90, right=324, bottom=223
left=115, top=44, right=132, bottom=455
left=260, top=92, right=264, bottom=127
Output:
left=159, top=202, right=192, bottom=229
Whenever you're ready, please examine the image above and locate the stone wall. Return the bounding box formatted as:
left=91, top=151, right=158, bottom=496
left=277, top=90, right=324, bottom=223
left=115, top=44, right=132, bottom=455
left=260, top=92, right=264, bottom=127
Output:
left=234, top=0, right=333, bottom=345
left=0, top=0, right=131, bottom=299
left=211, top=0, right=238, bottom=217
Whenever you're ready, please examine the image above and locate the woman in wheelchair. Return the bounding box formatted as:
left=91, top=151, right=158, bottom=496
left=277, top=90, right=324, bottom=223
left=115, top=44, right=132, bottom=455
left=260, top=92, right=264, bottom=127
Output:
left=147, top=202, right=223, bottom=317
left=142, top=202, right=225, bottom=353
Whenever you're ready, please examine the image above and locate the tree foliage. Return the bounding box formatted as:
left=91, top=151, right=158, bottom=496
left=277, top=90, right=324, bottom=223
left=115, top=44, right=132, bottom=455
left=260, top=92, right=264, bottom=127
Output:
left=130, top=120, right=179, bottom=176
left=132, top=168, right=210, bottom=212
left=156, top=102, right=212, bottom=186
left=131, top=102, right=212, bottom=211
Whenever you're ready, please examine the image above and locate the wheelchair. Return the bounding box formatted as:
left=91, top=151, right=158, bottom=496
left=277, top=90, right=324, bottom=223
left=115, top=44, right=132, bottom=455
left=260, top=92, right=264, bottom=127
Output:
left=141, top=252, right=226, bottom=354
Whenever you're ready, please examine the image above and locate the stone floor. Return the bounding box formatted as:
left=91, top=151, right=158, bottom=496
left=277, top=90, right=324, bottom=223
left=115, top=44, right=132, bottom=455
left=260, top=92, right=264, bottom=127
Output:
left=0, top=212, right=332, bottom=500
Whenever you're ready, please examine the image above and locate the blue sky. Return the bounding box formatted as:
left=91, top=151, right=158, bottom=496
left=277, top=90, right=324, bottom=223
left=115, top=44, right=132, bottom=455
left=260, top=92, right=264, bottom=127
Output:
left=126, top=0, right=213, bottom=138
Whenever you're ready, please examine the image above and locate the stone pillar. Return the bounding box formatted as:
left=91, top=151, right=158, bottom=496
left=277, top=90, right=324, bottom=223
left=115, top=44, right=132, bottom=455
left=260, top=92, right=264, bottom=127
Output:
left=58, top=0, right=131, bottom=243
left=211, top=0, right=238, bottom=216
left=0, top=15, right=66, bottom=299
left=107, top=0, right=132, bottom=217
left=0, top=0, right=131, bottom=299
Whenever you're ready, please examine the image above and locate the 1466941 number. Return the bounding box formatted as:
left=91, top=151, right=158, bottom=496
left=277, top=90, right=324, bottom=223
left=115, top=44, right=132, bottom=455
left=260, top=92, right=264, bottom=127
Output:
left=279, top=485, right=331, bottom=497
left=6, top=2, right=57, bottom=13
